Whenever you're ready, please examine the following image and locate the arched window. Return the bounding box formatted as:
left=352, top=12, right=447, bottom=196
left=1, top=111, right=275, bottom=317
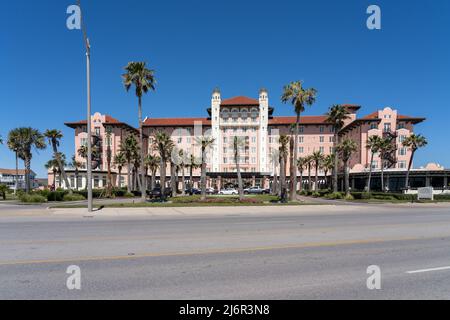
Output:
left=241, top=108, right=248, bottom=120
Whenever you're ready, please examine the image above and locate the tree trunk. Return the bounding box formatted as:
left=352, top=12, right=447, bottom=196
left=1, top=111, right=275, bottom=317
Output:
left=14, top=152, right=18, bottom=195
left=138, top=96, right=146, bottom=202
left=171, top=162, right=177, bottom=197
left=290, top=122, right=299, bottom=201
left=272, top=164, right=278, bottom=195
left=126, top=161, right=131, bottom=193
left=200, top=149, right=207, bottom=201
left=189, top=165, right=193, bottom=190
left=315, top=162, right=319, bottom=192
left=151, top=169, right=156, bottom=190
left=405, top=150, right=415, bottom=190
left=381, top=158, right=385, bottom=192
left=279, top=156, right=286, bottom=198
left=367, top=152, right=374, bottom=193
left=333, top=132, right=339, bottom=193
left=236, top=152, right=244, bottom=201
left=344, top=161, right=350, bottom=196
left=118, top=168, right=122, bottom=189
left=160, top=158, right=166, bottom=197
left=24, top=157, right=31, bottom=193
left=181, top=166, right=186, bottom=196
left=52, top=143, right=72, bottom=194
left=308, top=164, right=312, bottom=191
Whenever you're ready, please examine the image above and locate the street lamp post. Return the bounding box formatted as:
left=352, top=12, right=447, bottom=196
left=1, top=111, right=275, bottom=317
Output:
left=78, top=0, right=93, bottom=212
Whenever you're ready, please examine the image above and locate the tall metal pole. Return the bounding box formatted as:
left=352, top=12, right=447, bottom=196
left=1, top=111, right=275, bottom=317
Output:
left=78, top=0, right=93, bottom=212
left=86, top=40, right=93, bottom=212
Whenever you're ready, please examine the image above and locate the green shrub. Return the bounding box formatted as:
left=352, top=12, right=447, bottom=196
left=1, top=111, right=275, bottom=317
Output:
left=344, top=194, right=355, bottom=201
left=325, top=192, right=344, bottom=200
left=63, top=193, right=86, bottom=202
left=312, top=192, right=321, bottom=198
left=46, top=191, right=68, bottom=202
left=435, top=194, right=450, bottom=201
left=19, top=194, right=47, bottom=203
left=124, top=192, right=135, bottom=198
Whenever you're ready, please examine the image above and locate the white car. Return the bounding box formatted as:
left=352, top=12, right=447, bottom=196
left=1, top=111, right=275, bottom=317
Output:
left=218, top=188, right=238, bottom=195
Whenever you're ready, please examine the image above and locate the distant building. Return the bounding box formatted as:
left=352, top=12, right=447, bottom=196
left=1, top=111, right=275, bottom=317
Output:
left=0, top=168, right=38, bottom=191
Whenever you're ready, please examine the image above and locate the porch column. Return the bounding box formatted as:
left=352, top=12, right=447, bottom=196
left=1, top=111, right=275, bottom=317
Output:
left=444, top=175, right=448, bottom=189
left=217, top=176, right=222, bottom=191
left=252, top=176, right=256, bottom=187
left=426, top=175, right=431, bottom=187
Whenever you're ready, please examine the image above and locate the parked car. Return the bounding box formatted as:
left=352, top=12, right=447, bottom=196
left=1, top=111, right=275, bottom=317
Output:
left=244, top=186, right=269, bottom=195
left=218, top=188, right=239, bottom=195
left=206, top=187, right=216, bottom=195
left=186, top=188, right=201, bottom=195
left=148, top=187, right=172, bottom=199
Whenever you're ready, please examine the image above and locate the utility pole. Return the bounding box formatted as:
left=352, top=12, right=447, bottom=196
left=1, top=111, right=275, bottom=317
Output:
left=78, top=0, right=93, bottom=212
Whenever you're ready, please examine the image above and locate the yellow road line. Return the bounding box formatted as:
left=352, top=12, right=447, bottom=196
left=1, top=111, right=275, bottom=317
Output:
left=0, top=236, right=430, bottom=266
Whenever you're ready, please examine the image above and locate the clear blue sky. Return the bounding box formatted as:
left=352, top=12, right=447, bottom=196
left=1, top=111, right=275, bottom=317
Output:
left=1, top=0, right=449, bottom=177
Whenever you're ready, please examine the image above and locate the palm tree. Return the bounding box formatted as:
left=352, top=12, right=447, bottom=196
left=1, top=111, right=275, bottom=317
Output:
left=312, top=151, right=324, bottom=191
left=70, top=155, right=83, bottom=190
left=153, top=131, right=174, bottom=198
left=122, top=61, right=156, bottom=202
left=297, top=157, right=308, bottom=192
left=0, top=184, right=9, bottom=200
left=144, top=154, right=160, bottom=191
left=326, top=105, right=351, bottom=193
left=232, top=136, right=245, bottom=200
left=114, top=152, right=126, bottom=189
left=306, top=155, right=313, bottom=191
left=7, top=129, right=24, bottom=194
left=270, top=148, right=280, bottom=195
left=366, top=135, right=383, bottom=193
left=337, top=139, right=358, bottom=196
left=187, top=154, right=201, bottom=191
left=278, top=135, right=290, bottom=197
left=120, top=135, right=139, bottom=193
left=45, top=158, right=58, bottom=190
left=322, top=154, right=334, bottom=190
left=178, top=149, right=187, bottom=196
left=14, top=128, right=46, bottom=193
left=281, top=81, right=317, bottom=200
left=403, top=134, right=428, bottom=190
left=104, top=131, right=113, bottom=197
left=378, top=138, right=396, bottom=192
left=195, top=136, right=215, bottom=201
left=170, top=147, right=180, bottom=197
left=44, top=130, right=72, bottom=193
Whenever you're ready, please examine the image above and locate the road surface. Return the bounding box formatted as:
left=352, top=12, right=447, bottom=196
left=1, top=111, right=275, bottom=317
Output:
left=0, top=202, right=450, bottom=299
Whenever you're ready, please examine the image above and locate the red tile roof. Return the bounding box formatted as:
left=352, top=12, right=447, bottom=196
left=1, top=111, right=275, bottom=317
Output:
left=221, top=96, right=259, bottom=106
left=361, top=111, right=379, bottom=120
left=144, top=118, right=211, bottom=127
left=65, top=115, right=140, bottom=133
left=269, top=116, right=329, bottom=125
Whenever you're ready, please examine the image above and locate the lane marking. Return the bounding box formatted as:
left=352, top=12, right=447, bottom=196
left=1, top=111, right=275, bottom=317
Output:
left=406, top=266, right=450, bottom=274
left=0, top=236, right=427, bottom=267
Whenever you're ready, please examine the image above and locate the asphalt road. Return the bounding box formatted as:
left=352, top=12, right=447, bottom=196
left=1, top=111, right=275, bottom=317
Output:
left=1, top=203, right=450, bottom=299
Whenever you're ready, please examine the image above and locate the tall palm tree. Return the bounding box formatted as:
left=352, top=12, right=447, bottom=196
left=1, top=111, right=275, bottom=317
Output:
left=70, top=155, right=83, bottom=190
left=187, top=154, right=201, bottom=191
left=403, top=134, right=428, bottom=190
left=114, top=152, right=126, bottom=189
left=270, top=149, right=280, bottom=195
left=278, top=135, right=290, bottom=198
left=281, top=81, right=317, bottom=200
left=312, top=151, right=324, bottom=191
left=104, top=131, right=113, bottom=197
left=297, top=157, right=308, bottom=192
left=45, top=158, right=58, bottom=190
left=178, top=149, right=187, bottom=196
left=378, top=138, right=396, bottom=192
left=326, top=105, right=351, bottom=193
left=144, top=154, right=160, bottom=191
left=366, top=135, right=383, bottom=193
left=44, top=130, right=72, bottom=193
left=14, top=128, right=46, bottom=193
left=7, top=129, right=24, bottom=194
left=195, top=136, right=215, bottom=201
left=54, top=153, right=67, bottom=188
left=306, top=155, right=313, bottom=191
left=322, top=154, right=334, bottom=190
left=170, top=146, right=180, bottom=197
left=337, top=139, right=358, bottom=196
left=232, top=136, right=245, bottom=200
left=153, top=132, right=174, bottom=197
left=122, top=61, right=156, bottom=202
left=120, top=135, right=139, bottom=193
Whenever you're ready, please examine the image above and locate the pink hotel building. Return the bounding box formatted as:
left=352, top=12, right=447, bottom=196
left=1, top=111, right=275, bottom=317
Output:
left=58, top=88, right=440, bottom=192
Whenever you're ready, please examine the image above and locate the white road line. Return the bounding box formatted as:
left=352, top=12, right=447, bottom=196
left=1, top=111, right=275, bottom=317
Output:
left=406, top=266, right=450, bottom=274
